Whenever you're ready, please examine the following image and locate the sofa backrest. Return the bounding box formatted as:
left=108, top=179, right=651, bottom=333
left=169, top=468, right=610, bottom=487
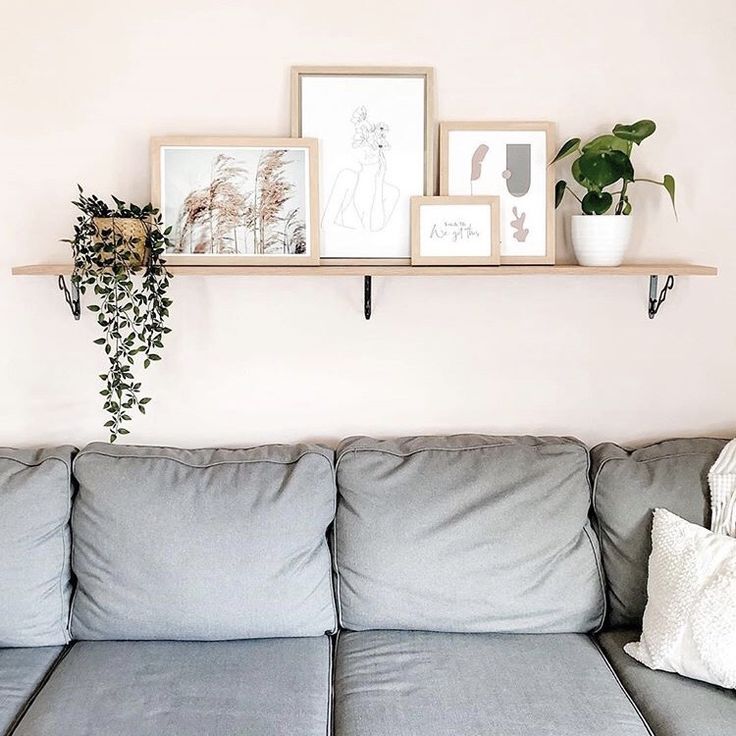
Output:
left=70, top=442, right=337, bottom=641
left=590, top=438, right=726, bottom=629
left=0, top=447, right=75, bottom=647
left=334, top=435, right=605, bottom=633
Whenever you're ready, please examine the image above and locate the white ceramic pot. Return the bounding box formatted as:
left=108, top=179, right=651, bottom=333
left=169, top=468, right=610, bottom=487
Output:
left=570, top=215, right=633, bottom=267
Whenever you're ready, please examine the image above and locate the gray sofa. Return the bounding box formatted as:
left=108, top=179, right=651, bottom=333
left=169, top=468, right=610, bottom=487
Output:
left=1, top=436, right=733, bottom=735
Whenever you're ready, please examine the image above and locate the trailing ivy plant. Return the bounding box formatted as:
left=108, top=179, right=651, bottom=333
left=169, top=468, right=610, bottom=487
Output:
left=63, top=186, right=173, bottom=442
left=552, top=120, right=676, bottom=217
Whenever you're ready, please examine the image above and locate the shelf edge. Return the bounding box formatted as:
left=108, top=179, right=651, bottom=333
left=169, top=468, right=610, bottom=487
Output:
left=11, top=263, right=719, bottom=277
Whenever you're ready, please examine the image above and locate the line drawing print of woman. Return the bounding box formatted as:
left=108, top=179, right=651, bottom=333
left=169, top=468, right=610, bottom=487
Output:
left=321, top=106, right=400, bottom=232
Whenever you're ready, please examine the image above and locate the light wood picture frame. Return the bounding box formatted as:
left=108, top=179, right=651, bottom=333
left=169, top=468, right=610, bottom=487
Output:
left=150, top=136, right=320, bottom=265
left=291, top=66, right=435, bottom=264
left=411, top=196, right=500, bottom=265
left=439, top=121, right=556, bottom=265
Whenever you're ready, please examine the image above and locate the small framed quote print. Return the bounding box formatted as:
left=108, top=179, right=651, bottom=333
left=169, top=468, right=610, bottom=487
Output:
left=440, top=122, right=555, bottom=264
left=150, top=137, right=320, bottom=265
left=292, top=66, right=434, bottom=263
left=410, top=196, right=500, bottom=266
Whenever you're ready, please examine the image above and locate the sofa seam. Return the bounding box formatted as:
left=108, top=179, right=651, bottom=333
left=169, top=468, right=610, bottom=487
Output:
left=335, top=440, right=586, bottom=468
left=326, top=632, right=337, bottom=736
left=0, top=455, right=73, bottom=469
left=73, top=448, right=333, bottom=472
left=591, top=438, right=728, bottom=456
left=67, top=512, right=80, bottom=638
left=5, top=642, right=74, bottom=736
left=53, top=456, right=73, bottom=646
left=331, top=512, right=344, bottom=631
left=582, top=525, right=607, bottom=633
left=582, top=447, right=607, bottom=632
left=590, top=636, right=655, bottom=736
left=58, top=475, right=71, bottom=645
left=326, top=459, right=339, bottom=636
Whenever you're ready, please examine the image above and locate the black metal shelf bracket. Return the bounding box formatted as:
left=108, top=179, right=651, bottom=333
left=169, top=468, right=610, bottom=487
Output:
left=58, top=275, right=81, bottom=321
left=648, top=274, right=675, bottom=319
left=364, top=275, right=372, bottom=320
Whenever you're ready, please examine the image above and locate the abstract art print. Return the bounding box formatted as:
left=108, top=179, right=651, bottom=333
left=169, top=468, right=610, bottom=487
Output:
left=292, top=67, right=434, bottom=262
left=440, top=122, right=555, bottom=264
left=410, top=196, right=500, bottom=266
left=151, top=137, right=320, bottom=265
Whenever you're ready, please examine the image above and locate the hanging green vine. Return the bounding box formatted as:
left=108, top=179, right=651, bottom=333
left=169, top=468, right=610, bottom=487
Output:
left=63, top=186, right=173, bottom=442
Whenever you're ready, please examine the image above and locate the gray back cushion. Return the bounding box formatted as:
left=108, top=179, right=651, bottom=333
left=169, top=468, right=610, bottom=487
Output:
left=591, top=438, right=727, bottom=629
left=0, top=447, right=75, bottom=647
left=71, top=443, right=337, bottom=640
left=335, top=435, right=605, bottom=633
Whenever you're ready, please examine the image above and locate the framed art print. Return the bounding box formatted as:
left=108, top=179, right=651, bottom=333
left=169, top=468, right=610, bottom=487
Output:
left=150, top=137, right=320, bottom=265
left=292, top=66, right=434, bottom=263
left=440, top=122, right=555, bottom=264
left=410, top=196, right=500, bottom=265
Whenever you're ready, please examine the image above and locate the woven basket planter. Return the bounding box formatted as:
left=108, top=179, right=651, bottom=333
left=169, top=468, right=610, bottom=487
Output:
left=92, top=218, right=148, bottom=267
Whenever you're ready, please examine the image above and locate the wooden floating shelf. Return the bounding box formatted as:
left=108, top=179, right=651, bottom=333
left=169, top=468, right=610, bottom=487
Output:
left=11, top=263, right=718, bottom=277
left=11, top=261, right=717, bottom=321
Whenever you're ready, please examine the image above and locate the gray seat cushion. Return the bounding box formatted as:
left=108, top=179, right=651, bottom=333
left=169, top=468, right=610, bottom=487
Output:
left=71, top=443, right=337, bottom=640
left=598, top=629, right=736, bottom=736
left=590, top=439, right=727, bottom=628
left=0, top=646, right=64, bottom=735
left=13, top=638, right=332, bottom=736
left=0, top=447, right=75, bottom=647
left=335, top=435, right=605, bottom=632
left=335, top=630, right=652, bottom=736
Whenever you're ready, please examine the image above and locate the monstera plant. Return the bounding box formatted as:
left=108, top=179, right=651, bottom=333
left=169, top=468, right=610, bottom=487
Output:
left=551, top=120, right=677, bottom=265
left=64, top=187, right=173, bottom=441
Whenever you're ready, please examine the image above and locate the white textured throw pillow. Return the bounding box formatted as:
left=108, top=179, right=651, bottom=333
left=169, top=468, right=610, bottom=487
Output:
left=625, top=508, right=736, bottom=689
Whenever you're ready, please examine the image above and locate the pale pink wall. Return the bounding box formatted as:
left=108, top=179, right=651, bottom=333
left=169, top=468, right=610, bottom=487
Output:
left=1, top=0, right=734, bottom=448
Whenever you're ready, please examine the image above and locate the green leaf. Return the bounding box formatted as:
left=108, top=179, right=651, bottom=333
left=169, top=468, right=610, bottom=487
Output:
left=622, top=198, right=632, bottom=215
left=662, top=174, right=677, bottom=219
left=612, top=120, right=656, bottom=145
left=582, top=134, right=630, bottom=155
left=554, top=180, right=567, bottom=208
left=93, top=338, right=106, bottom=345
left=582, top=191, right=613, bottom=215
left=571, top=158, right=591, bottom=188
left=578, top=150, right=634, bottom=188
left=550, top=138, right=581, bottom=164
